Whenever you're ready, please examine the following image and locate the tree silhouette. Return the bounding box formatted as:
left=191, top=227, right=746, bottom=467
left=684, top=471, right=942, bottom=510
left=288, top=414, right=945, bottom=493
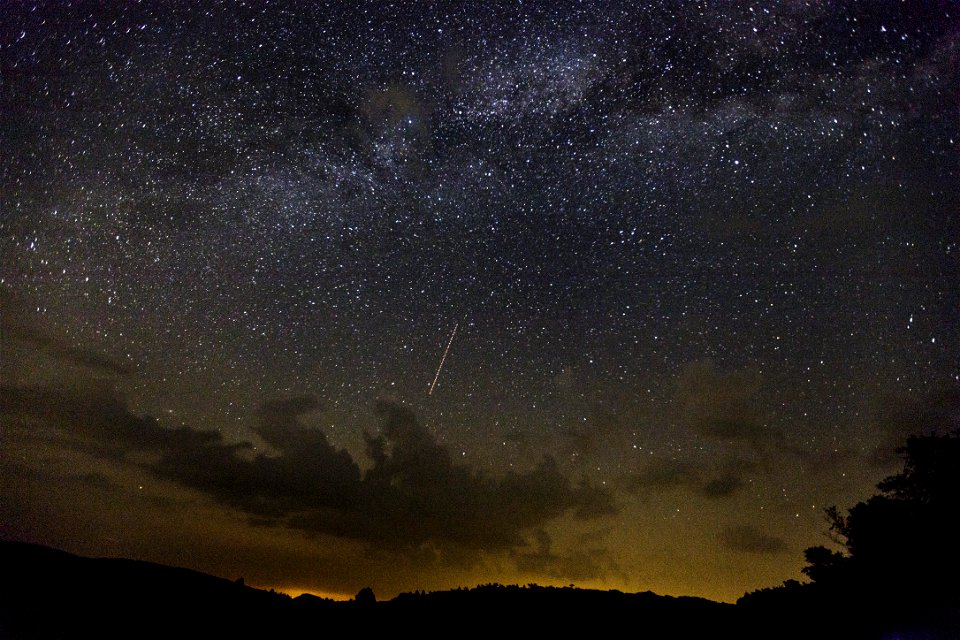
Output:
left=802, top=430, right=960, bottom=609
left=355, top=587, right=376, bottom=606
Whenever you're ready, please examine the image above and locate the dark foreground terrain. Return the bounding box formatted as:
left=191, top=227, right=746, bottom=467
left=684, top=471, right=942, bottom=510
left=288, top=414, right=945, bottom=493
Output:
left=1, top=540, right=955, bottom=640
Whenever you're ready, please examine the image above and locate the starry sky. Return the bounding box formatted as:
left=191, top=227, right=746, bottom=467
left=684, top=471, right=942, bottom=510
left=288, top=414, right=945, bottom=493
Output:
left=2, top=0, right=958, bottom=603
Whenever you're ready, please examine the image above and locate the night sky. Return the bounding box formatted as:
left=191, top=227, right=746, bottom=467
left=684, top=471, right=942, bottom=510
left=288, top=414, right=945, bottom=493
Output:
left=2, top=1, right=958, bottom=603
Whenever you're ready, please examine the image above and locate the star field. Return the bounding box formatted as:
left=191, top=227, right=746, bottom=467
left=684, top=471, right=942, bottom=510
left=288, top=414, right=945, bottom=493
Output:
left=2, top=1, right=958, bottom=601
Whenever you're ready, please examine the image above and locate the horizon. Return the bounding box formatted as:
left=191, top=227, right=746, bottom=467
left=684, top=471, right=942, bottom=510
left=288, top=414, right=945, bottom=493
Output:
left=0, top=538, right=746, bottom=603
left=2, top=0, right=957, bottom=605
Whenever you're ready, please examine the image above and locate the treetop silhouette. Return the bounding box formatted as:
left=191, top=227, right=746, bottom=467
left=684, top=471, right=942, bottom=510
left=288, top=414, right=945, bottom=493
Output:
left=802, top=430, right=960, bottom=608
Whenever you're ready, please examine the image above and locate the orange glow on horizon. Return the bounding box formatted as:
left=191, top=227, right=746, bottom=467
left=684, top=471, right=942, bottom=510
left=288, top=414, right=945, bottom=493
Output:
left=267, top=586, right=356, bottom=601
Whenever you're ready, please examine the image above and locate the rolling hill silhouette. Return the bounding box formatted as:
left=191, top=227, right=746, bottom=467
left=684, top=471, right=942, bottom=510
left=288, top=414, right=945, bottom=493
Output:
left=1, top=538, right=958, bottom=639
left=0, top=540, right=732, bottom=638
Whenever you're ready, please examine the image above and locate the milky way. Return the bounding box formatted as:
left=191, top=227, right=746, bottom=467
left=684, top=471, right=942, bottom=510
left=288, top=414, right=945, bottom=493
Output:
left=2, top=1, right=958, bottom=601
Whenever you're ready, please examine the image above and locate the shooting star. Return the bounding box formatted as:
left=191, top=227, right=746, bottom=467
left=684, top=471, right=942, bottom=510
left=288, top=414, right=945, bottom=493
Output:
left=429, top=322, right=458, bottom=395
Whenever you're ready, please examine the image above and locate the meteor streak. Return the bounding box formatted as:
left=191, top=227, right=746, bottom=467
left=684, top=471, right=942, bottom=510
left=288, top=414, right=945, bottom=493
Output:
left=429, top=322, right=458, bottom=395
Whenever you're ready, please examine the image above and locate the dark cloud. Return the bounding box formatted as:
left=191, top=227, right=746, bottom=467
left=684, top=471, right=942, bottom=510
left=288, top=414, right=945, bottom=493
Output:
left=1, top=384, right=615, bottom=560
left=253, top=394, right=326, bottom=453
left=75, top=472, right=114, bottom=489
left=675, top=361, right=769, bottom=444
left=255, top=395, right=323, bottom=419
left=0, top=384, right=219, bottom=456
left=720, top=526, right=788, bottom=554
left=624, top=458, right=699, bottom=495
left=701, top=473, right=743, bottom=499
left=701, top=457, right=757, bottom=499
left=511, top=528, right=622, bottom=583
left=0, top=294, right=132, bottom=376
left=353, top=401, right=617, bottom=550
left=624, top=457, right=750, bottom=500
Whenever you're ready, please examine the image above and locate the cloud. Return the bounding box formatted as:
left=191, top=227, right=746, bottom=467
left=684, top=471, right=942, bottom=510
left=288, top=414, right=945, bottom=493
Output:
left=720, top=526, right=788, bottom=554
left=701, top=473, right=744, bottom=499
left=1, top=385, right=616, bottom=561
left=49, top=345, right=131, bottom=376
left=253, top=394, right=326, bottom=452
left=624, top=458, right=699, bottom=495
left=256, top=395, right=323, bottom=418
left=512, top=528, right=622, bottom=582
left=623, top=456, right=751, bottom=500
left=353, top=401, right=617, bottom=549
left=75, top=472, right=114, bottom=489
left=0, top=293, right=131, bottom=376
left=675, top=361, right=770, bottom=443
left=0, top=384, right=218, bottom=456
